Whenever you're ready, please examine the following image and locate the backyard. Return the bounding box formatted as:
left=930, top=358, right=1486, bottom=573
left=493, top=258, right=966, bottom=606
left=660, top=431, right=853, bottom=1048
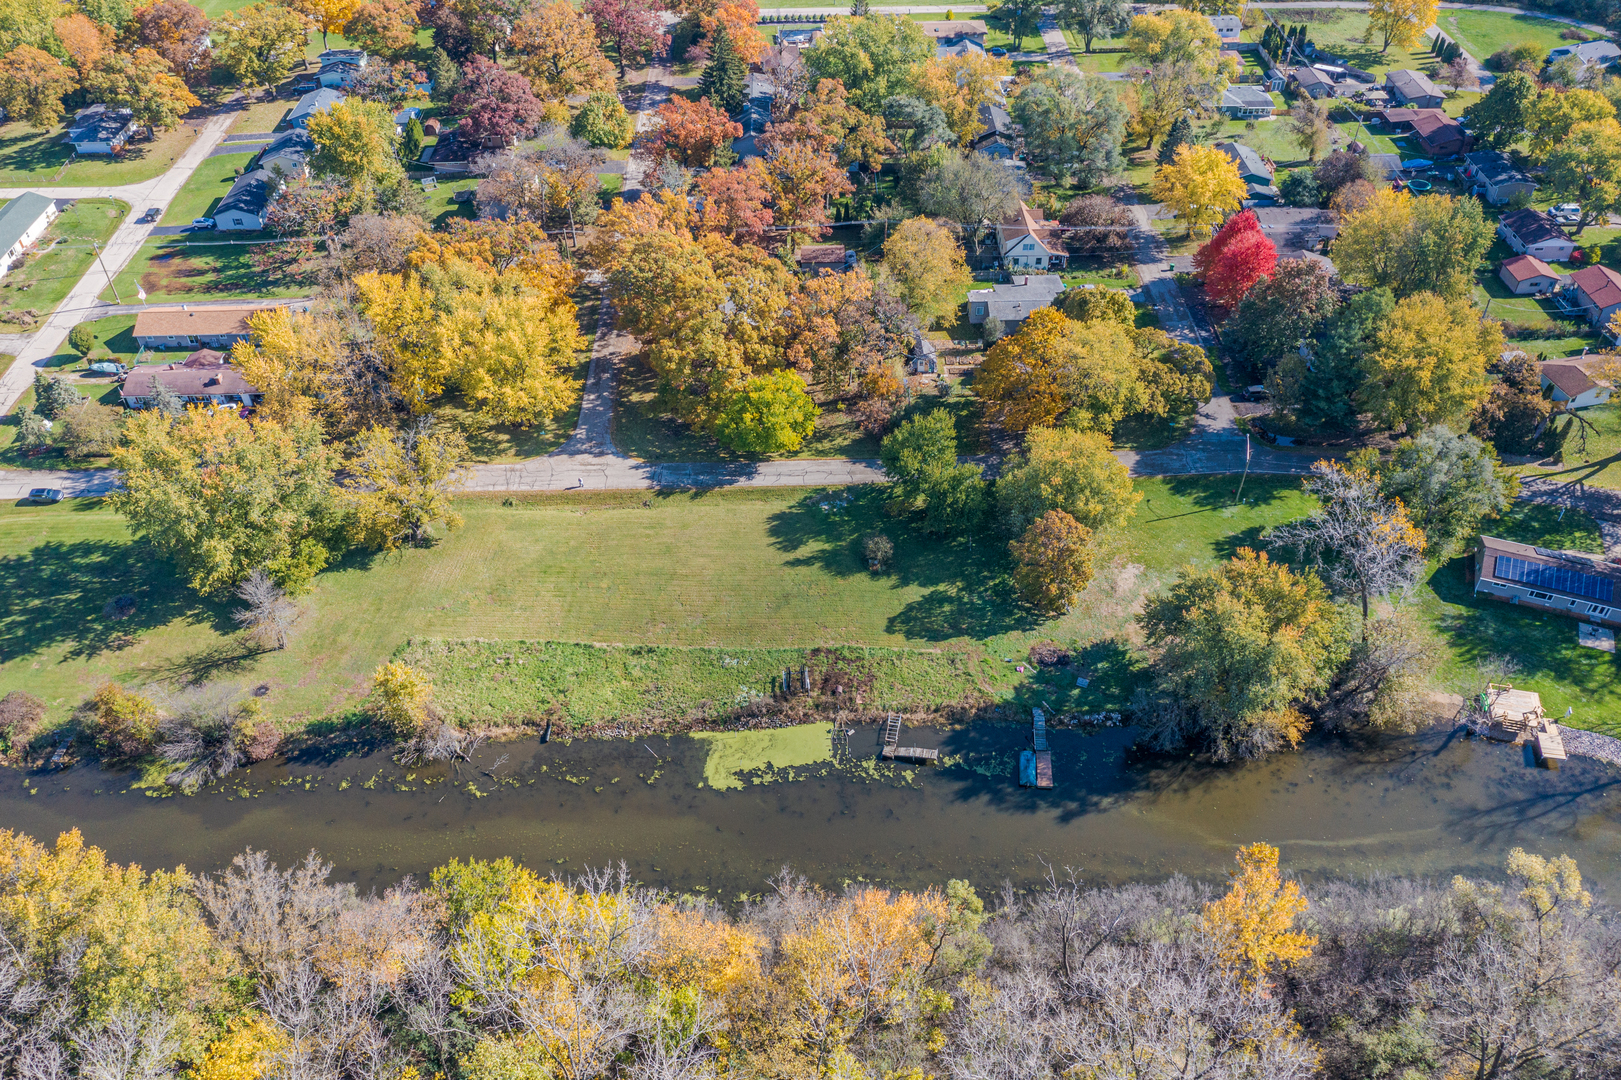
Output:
left=0, top=199, right=127, bottom=332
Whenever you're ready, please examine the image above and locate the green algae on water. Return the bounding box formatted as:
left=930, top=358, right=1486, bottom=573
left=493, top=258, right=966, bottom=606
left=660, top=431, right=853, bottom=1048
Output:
left=691, top=723, right=834, bottom=790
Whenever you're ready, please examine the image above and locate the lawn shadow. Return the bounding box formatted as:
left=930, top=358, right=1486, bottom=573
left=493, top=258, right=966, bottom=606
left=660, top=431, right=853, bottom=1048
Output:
left=0, top=539, right=221, bottom=664
left=137, top=639, right=271, bottom=688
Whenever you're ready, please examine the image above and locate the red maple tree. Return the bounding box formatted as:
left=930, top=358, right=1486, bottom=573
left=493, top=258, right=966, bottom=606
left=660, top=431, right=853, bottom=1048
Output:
left=583, top=0, right=669, bottom=77
left=1192, top=209, right=1261, bottom=279
left=696, top=162, right=775, bottom=246
left=648, top=96, right=743, bottom=167
left=1203, top=230, right=1278, bottom=311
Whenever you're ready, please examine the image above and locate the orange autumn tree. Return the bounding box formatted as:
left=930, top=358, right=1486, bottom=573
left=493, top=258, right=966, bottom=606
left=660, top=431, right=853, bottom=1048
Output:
left=1200, top=842, right=1317, bottom=985
left=649, top=95, right=743, bottom=167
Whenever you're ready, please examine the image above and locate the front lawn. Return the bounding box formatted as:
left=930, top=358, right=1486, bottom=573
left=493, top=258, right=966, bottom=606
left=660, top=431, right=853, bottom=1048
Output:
left=1436, top=9, right=1580, bottom=64
left=226, top=99, right=293, bottom=136
left=0, top=199, right=127, bottom=332
left=161, top=152, right=257, bottom=226
left=98, top=239, right=307, bottom=304
left=0, top=122, right=209, bottom=186
left=1516, top=403, right=1621, bottom=490
left=1254, top=8, right=1437, bottom=78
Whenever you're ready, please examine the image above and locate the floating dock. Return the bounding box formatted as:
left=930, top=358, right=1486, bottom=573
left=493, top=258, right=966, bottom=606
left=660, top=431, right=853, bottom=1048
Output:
left=1019, top=708, right=1053, bottom=788
left=880, top=715, right=938, bottom=763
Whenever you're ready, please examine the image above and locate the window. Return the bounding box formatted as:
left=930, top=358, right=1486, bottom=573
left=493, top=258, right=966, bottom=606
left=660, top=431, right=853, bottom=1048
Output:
left=232, top=217, right=244, bottom=226
left=1528, top=591, right=1554, bottom=601
left=1023, top=243, right=1035, bottom=251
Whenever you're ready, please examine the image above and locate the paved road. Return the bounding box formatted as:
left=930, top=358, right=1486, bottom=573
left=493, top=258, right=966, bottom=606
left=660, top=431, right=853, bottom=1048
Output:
left=0, top=106, right=239, bottom=417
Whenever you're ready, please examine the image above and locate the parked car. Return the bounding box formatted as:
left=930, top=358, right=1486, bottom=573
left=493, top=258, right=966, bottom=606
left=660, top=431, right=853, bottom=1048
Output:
left=140, top=207, right=160, bottom=223
left=988, top=46, right=1007, bottom=57
left=1241, top=384, right=1271, bottom=402
left=1554, top=203, right=1582, bottom=216
left=191, top=217, right=216, bottom=230
left=26, top=488, right=63, bottom=504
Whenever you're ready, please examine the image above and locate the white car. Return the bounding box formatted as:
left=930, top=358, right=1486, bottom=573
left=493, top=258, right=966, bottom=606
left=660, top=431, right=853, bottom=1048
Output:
left=1554, top=203, right=1582, bottom=216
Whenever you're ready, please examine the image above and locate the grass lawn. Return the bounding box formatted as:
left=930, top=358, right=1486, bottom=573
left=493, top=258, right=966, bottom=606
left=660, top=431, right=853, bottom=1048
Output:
left=1436, top=9, right=1580, bottom=65
left=0, top=475, right=1315, bottom=729
left=227, top=99, right=293, bottom=136
left=423, top=178, right=479, bottom=228
left=1514, top=403, right=1621, bottom=490
left=1073, top=50, right=1136, bottom=74
left=161, top=153, right=256, bottom=226
left=99, top=240, right=305, bottom=304
left=0, top=200, right=127, bottom=333
left=1060, top=257, right=1136, bottom=289
left=1421, top=502, right=1621, bottom=737
left=1255, top=9, right=1436, bottom=78
left=63, top=314, right=140, bottom=366
left=0, top=122, right=208, bottom=186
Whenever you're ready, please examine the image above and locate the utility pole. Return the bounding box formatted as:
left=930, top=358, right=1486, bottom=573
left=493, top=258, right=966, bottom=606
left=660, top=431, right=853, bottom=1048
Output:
left=90, top=239, right=120, bottom=304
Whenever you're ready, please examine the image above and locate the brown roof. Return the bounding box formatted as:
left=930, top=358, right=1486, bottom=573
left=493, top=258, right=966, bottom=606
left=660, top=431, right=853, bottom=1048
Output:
left=121, top=357, right=261, bottom=401
left=1410, top=111, right=1463, bottom=139
left=1481, top=534, right=1621, bottom=593
left=915, top=19, right=987, bottom=38
left=997, top=201, right=1061, bottom=248
left=1499, top=208, right=1568, bottom=248
left=1501, top=254, right=1557, bottom=282
left=795, top=244, right=846, bottom=267
left=133, top=302, right=289, bottom=339
left=1573, top=264, right=1621, bottom=310
left=1540, top=354, right=1616, bottom=397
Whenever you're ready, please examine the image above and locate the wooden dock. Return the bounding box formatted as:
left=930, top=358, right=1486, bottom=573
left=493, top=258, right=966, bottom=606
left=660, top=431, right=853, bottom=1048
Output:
left=1019, top=709, right=1053, bottom=788
left=880, top=716, right=938, bottom=764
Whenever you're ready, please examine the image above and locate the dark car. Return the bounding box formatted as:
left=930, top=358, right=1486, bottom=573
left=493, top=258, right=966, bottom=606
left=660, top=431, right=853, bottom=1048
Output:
left=140, top=207, right=160, bottom=223
left=26, top=488, right=63, bottom=504
left=988, top=46, right=1008, bottom=57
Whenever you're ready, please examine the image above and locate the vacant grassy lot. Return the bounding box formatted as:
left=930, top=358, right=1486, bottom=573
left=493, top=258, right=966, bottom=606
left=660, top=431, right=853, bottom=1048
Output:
left=0, top=476, right=1314, bottom=727
left=0, top=200, right=127, bottom=332
left=1437, top=9, right=1579, bottom=64
left=162, top=153, right=257, bottom=226
left=1256, top=9, right=1437, bottom=76
left=0, top=122, right=206, bottom=186
left=99, top=240, right=305, bottom=304
left=227, top=100, right=292, bottom=136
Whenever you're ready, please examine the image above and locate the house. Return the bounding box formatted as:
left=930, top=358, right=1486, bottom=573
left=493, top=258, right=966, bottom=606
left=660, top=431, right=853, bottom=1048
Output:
left=317, top=60, right=364, bottom=89
left=256, top=129, right=314, bottom=179
left=1219, top=85, right=1275, bottom=119
left=1463, top=150, right=1536, bottom=205
left=419, top=130, right=476, bottom=173
left=794, top=244, right=856, bottom=274
left=1567, top=263, right=1621, bottom=326
left=976, top=135, right=1018, bottom=160
left=759, top=44, right=808, bottom=86
left=967, top=275, right=1066, bottom=325
left=1547, top=40, right=1621, bottom=69
left=132, top=302, right=293, bottom=349
left=317, top=48, right=367, bottom=68
left=1500, top=254, right=1561, bottom=296
left=915, top=20, right=988, bottom=46
left=394, top=105, right=422, bottom=134
left=996, top=202, right=1068, bottom=270
left=65, top=105, right=136, bottom=154
left=937, top=39, right=985, bottom=58
left=1250, top=207, right=1337, bottom=252
left=1215, top=141, right=1272, bottom=185
left=974, top=103, right=1017, bottom=144
left=1474, top=534, right=1621, bottom=628
left=288, top=88, right=345, bottom=129
left=120, top=351, right=264, bottom=410
left=775, top=27, right=817, bottom=47
left=910, top=331, right=939, bottom=375
left=1292, top=66, right=1336, bottom=98
left=1264, top=66, right=1287, bottom=92
left=1539, top=354, right=1615, bottom=407
left=1498, top=208, right=1576, bottom=263
left=1207, top=13, right=1241, bottom=42
left=0, top=192, right=57, bottom=284
left=412, top=70, right=434, bottom=94
left=1384, top=69, right=1445, bottom=109
left=215, top=167, right=277, bottom=231
left=1409, top=110, right=1468, bottom=157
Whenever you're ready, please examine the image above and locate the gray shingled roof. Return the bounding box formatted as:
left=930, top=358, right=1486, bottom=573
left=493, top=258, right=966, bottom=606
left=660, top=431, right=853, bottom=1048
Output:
left=0, top=192, right=54, bottom=257
left=217, top=167, right=276, bottom=220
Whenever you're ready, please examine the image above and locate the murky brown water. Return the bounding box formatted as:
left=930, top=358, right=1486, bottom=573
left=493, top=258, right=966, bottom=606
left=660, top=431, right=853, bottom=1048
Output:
left=4, top=723, right=1621, bottom=895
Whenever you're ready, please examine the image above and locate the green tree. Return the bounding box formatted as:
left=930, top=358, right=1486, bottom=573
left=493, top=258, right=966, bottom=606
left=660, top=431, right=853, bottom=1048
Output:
left=1059, top=287, right=1136, bottom=328
left=1224, top=257, right=1339, bottom=370
left=1010, top=66, right=1125, bottom=186
left=996, top=426, right=1140, bottom=535
left=32, top=370, right=82, bottom=419
left=803, top=13, right=935, bottom=111
left=68, top=323, right=95, bottom=357
left=399, top=115, right=424, bottom=163
left=880, top=216, right=971, bottom=328
left=61, top=402, right=120, bottom=458
left=1139, top=547, right=1351, bottom=761
left=1378, top=425, right=1512, bottom=558
left=212, top=1, right=311, bottom=89
left=1270, top=286, right=1392, bottom=431
left=1331, top=188, right=1494, bottom=300
left=1055, top=0, right=1130, bottom=53
left=1009, top=509, right=1095, bottom=614
left=1544, top=118, right=1621, bottom=234
left=305, top=98, right=402, bottom=207
left=344, top=420, right=469, bottom=548
left=713, top=370, right=820, bottom=455
left=570, top=89, right=634, bottom=149
left=699, top=19, right=747, bottom=116
left=1156, top=113, right=1192, bottom=166
left=1463, top=72, right=1539, bottom=150
left=1359, top=291, right=1502, bottom=431
left=110, top=407, right=343, bottom=595
left=879, top=409, right=987, bottom=535
left=15, top=408, right=50, bottom=451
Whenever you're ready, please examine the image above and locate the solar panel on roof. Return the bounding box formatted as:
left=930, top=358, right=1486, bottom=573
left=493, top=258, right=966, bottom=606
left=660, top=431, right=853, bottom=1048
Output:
left=1495, top=555, right=1614, bottom=602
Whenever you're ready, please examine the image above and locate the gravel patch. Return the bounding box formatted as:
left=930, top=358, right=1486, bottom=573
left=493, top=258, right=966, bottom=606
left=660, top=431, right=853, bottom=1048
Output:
left=1561, top=728, right=1621, bottom=768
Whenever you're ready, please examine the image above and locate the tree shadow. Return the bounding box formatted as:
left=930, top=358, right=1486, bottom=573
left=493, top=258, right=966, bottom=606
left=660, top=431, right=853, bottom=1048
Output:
left=137, top=639, right=270, bottom=688
left=1161, top=473, right=1301, bottom=511
left=0, top=539, right=222, bottom=664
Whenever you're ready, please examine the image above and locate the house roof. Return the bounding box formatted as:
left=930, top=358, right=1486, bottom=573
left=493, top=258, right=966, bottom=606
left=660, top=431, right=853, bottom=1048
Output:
left=1251, top=207, right=1337, bottom=249
left=1540, top=360, right=1604, bottom=397
left=1410, top=110, right=1463, bottom=141
left=978, top=102, right=1016, bottom=138
left=67, top=104, right=134, bottom=142
left=257, top=128, right=313, bottom=172
left=317, top=48, right=366, bottom=66
left=1481, top=534, right=1621, bottom=600
left=996, top=201, right=1062, bottom=252
left=938, top=39, right=984, bottom=56
left=1385, top=68, right=1442, bottom=100
left=1572, top=264, right=1621, bottom=310
left=133, top=302, right=290, bottom=340
left=1207, top=14, right=1241, bottom=35
left=1465, top=149, right=1533, bottom=186
left=290, top=88, right=344, bottom=124
left=217, top=167, right=276, bottom=220
left=1221, top=85, right=1275, bottom=110
left=1215, top=141, right=1271, bottom=178
left=1501, top=254, right=1558, bottom=282
left=1293, top=66, right=1334, bottom=88
left=915, top=19, right=987, bottom=38
left=967, top=274, right=1066, bottom=320
left=1500, top=208, right=1568, bottom=247
left=1549, top=40, right=1621, bottom=65
left=0, top=192, right=54, bottom=255
left=121, top=357, right=262, bottom=401
left=795, top=244, right=847, bottom=268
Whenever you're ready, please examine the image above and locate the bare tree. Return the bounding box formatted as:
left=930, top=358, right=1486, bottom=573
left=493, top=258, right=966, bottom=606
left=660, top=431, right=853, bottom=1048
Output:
left=234, top=569, right=297, bottom=651
left=71, top=1010, right=179, bottom=1080
left=155, top=685, right=260, bottom=791
left=1267, top=459, right=1426, bottom=626
left=196, top=849, right=352, bottom=985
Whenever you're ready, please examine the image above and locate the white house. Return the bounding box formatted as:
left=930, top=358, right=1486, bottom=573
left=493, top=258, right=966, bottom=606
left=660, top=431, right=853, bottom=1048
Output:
left=1500, top=254, right=1560, bottom=296
left=1547, top=40, right=1621, bottom=70
left=0, top=192, right=57, bottom=283
left=1474, top=535, right=1621, bottom=628
left=66, top=105, right=136, bottom=154
left=1498, top=208, right=1576, bottom=263
left=1219, top=86, right=1275, bottom=119
left=1568, top=264, right=1621, bottom=327
left=997, top=202, right=1068, bottom=271
left=1540, top=355, right=1615, bottom=408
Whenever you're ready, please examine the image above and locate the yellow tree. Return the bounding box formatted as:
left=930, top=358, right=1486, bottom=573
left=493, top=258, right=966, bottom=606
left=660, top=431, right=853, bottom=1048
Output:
left=1360, top=291, right=1502, bottom=431
left=232, top=305, right=348, bottom=424
left=917, top=51, right=1010, bottom=144
left=1366, top=0, right=1437, bottom=51
left=345, top=421, right=469, bottom=548
left=438, top=281, right=586, bottom=425
left=511, top=0, right=616, bottom=101
left=1527, top=87, right=1616, bottom=161
left=354, top=270, right=449, bottom=408
left=977, top=307, right=1145, bottom=433
left=294, top=0, right=359, bottom=49
left=305, top=98, right=401, bottom=210
left=880, top=215, right=970, bottom=328
left=0, top=45, right=79, bottom=128
left=1126, top=9, right=1224, bottom=69
left=371, top=661, right=434, bottom=736
left=191, top=1014, right=284, bottom=1080
left=1200, top=842, right=1317, bottom=985
left=1153, top=143, right=1246, bottom=237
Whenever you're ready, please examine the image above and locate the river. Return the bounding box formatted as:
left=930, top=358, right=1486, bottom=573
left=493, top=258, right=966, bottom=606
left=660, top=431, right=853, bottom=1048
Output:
left=4, top=721, right=1621, bottom=895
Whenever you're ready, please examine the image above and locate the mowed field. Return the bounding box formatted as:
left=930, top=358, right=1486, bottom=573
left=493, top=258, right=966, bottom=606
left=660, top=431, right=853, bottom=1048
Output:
left=0, top=478, right=1315, bottom=725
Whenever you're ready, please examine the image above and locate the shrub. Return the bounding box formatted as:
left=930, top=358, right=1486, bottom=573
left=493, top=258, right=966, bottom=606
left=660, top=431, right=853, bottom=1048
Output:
left=61, top=402, right=120, bottom=458
left=244, top=721, right=282, bottom=762
left=86, top=682, right=161, bottom=758
left=68, top=323, right=96, bottom=357
left=156, top=689, right=260, bottom=791
left=373, top=662, right=435, bottom=738
left=32, top=370, right=82, bottom=419
left=982, top=314, right=1006, bottom=343
left=0, top=691, right=46, bottom=758
left=862, top=532, right=894, bottom=570
left=1059, top=287, right=1136, bottom=328
left=570, top=90, right=634, bottom=149
left=1028, top=641, right=1071, bottom=667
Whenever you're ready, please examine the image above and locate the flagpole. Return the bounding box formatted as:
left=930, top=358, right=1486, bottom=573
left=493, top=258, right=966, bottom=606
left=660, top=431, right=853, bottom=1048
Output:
left=1235, top=433, right=1251, bottom=504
